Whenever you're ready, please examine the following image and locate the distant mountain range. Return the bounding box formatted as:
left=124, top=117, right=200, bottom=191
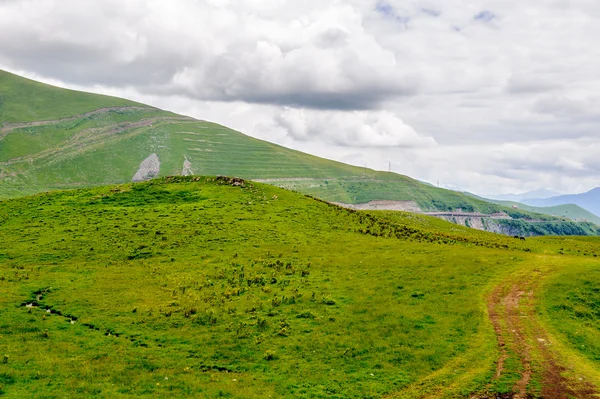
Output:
left=487, top=189, right=562, bottom=202
left=465, top=192, right=600, bottom=225
left=522, top=188, right=600, bottom=218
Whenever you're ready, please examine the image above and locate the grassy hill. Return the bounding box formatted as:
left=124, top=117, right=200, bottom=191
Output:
left=0, top=69, right=597, bottom=237
left=0, top=70, right=377, bottom=197
left=0, top=177, right=599, bottom=398
left=500, top=202, right=600, bottom=225
left=465, top=192, right=600, bottom=225
left=0, top=70, right=141, bottom=123
left=523, top=187, right=600, bottom=218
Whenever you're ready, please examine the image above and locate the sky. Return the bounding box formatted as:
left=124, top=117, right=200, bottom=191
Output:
left=1, top=0, right=599, bottom=196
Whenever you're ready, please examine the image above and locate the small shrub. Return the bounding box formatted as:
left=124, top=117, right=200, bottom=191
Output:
left=321, top=295, right=336, bottom=305
left=256, top=317, right=268, bottom=331
left=296, top=311, right=316, bottom=319
left=263, top=350, right=277, bottom=361
left=183, top=307, right=197, bottom=318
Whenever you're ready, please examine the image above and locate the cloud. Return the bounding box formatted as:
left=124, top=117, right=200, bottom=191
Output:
left=0, top=0, right=417, bottom=109
left=273, top=108, right=436, bottom=148
left=402, top=138, right=600, bottom=193
left=506, top=74, right=561, bottom=94
left=473, top=10, right=497, bottom=22
left=555, top=157, right=586, bottom=172
left=531, top=95, right=600, bottom=122
left=1, top=0, right=600, bottom=195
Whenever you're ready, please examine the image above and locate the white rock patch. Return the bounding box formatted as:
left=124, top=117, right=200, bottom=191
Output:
left=132, top=153, right=160, bottom=182
left=182, top=156, right=194, bottom=176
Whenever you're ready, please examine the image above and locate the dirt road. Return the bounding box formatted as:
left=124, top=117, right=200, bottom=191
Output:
left=485, top=270, right=597, bottom=398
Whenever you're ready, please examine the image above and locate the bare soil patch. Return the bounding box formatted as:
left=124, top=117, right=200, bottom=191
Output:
left=483, top=274, right=597, bottom=399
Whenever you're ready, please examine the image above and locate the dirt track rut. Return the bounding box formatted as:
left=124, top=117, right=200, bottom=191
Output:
left=486, top=272, right=597, bottom=398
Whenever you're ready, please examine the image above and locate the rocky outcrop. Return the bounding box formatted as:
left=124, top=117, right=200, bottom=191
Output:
left=333, top=200, right=422, bottom=213
left=132, top=153, right=160, bottom=182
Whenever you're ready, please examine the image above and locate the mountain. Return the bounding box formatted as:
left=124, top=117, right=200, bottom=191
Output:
left=0, top=68, right=472, bottom=205
left=486, top=189, right=562, bottom=202
left=0, top=69, right=596, bottom=236
left=465, top=192, right=600, bottom=226
left=522, top=187, right=600, bottom=217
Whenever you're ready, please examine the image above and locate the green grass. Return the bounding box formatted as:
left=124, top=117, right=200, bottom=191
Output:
left=0, top=177, right=599, bottom=397
left=540, top=260, right=600, bottom=364
left=0, top=70, right=141, bottom=123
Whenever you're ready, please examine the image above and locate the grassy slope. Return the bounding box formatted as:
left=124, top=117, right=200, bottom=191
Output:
left=0, top=70, right=141, bottom=123
left=0, top=177, right=599, bottom=398
left=1, top=68, right=596, bottom=238
left=539, top=257, right=600, bottom=373
left=0, top=69, right=380, bottom=198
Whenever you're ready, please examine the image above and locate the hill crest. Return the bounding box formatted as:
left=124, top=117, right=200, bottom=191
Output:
left=0, top=68, right=597, bottom=236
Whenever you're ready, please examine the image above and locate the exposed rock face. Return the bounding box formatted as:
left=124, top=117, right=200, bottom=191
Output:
left=215, top=175, right=245, bottom=187
left=132, top=153, right=160, bottom=182
left=333, top=200, right=422, bottom=213
left=435, top=216, right=522, bottom=235
left=182, top=156, right=194, bottom=176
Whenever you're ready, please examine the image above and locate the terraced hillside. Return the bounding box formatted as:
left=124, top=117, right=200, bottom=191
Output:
left=0, top=69, right=597, bottom=237
left=0, top=69, right=403, bottom=199
left=0, top=177, right=599, bottom=398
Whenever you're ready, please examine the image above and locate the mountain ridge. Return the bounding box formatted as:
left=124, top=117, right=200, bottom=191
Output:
left=0, top=68, right=597, bottom=236
left=523, top=187, right=600, bottom=217
left=486, top=189, right=562, bottom=202
left=464, top=191, right=600, bottom=226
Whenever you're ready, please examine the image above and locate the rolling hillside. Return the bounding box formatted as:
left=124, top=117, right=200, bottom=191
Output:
left=465, top=192, right=600, bottom=225
left=0, top=69, right=597, bottom=236
left=0, top=177, right=599, bottom=398
left=523, top=187, right=600, bottom=217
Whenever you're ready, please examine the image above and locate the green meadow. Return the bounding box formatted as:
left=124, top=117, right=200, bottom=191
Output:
left=0, top=177, right=598, bottom=398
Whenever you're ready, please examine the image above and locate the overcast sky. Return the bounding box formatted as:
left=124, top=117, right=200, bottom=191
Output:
left=1, top=0, right=599, bottom=196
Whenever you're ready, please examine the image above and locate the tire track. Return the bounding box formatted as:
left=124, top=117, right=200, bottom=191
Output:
left=484, top=272, right=597, bottom=399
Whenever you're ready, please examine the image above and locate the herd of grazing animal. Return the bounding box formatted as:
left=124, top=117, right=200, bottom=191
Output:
left=513, top=235, right=526, bottom=241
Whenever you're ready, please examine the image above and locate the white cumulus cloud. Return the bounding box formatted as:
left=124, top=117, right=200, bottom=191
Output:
left=274, top=108, right=436, bottom=148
